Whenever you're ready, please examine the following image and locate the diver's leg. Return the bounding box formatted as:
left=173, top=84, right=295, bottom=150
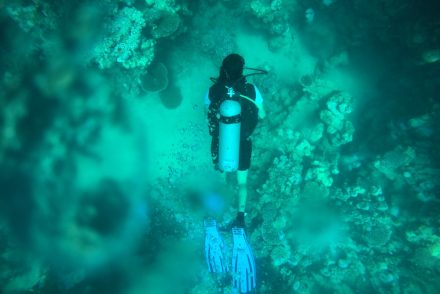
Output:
left=237, top=170, right=248, bottom=212
left=237, top=138, right=252, bottom=213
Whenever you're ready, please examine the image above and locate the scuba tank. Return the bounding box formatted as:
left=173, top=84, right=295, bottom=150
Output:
left=218, top=87, right=241, bottom=172
left=210, top=67, right=268, bottom=172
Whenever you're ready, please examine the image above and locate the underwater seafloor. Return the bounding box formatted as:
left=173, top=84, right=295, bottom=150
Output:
left=1, top=0, right=439, bottom=293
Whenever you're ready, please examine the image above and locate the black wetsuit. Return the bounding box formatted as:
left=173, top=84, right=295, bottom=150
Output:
left=207, top=81, right=259, bottom=171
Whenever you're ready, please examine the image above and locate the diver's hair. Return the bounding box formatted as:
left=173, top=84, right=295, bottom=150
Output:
left=218, top=53, right=245, bottom=86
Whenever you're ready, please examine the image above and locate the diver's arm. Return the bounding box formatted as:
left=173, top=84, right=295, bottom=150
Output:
left=254, top=85, right=266, bottom=119
left=204, top=90, right=210, bottom=116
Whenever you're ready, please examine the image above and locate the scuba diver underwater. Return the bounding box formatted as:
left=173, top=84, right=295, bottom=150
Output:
left=203, top=53, right=267, bottom=293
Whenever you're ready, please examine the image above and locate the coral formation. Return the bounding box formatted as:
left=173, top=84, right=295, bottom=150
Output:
left=93, top=7, right=155, bottom=70
left=320, top=92, right=355, bottom=146
left=139, top=62, right=169, bottom=93
left=150, top=10, right=181, bottom=39
left=364, top=222, right=393, bottom=247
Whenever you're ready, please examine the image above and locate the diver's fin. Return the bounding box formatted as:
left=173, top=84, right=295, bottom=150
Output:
left=232, top=227, right=256, bottom=293
left=204, top=219, right=228, bottom=273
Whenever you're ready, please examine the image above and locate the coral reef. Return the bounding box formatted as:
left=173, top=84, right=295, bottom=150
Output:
left=1, top=0, right=439, bottom=293
left=93, top=7, right=155, bottom=70
left=320, top=92, right=355, bottom=147
left=247, top=0, right=289, bottom=36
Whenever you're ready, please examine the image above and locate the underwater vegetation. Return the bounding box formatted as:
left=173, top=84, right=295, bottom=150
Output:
left=0, top=0, right=439, bottom=293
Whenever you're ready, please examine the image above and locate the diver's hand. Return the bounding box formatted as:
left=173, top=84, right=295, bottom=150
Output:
left=258, top=106, right=266, bottom=119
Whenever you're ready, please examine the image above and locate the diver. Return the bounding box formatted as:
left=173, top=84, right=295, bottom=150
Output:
left=203, top=53, right=266, bottom=293
left=204, top=53, right=266, bottom=226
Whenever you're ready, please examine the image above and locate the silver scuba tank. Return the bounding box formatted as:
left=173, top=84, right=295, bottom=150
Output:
left=218, top=98, right=241, bottom=172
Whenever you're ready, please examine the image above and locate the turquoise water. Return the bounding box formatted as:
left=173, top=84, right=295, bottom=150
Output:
left=0, top=1, right=439, bottom=293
